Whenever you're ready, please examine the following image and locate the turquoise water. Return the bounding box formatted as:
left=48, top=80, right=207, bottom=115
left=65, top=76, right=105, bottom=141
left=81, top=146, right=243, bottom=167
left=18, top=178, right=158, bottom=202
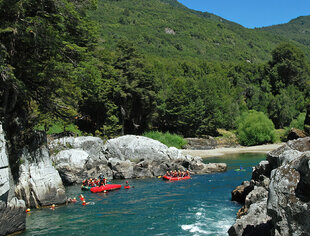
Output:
left=23, top=153, right=266, bottom=236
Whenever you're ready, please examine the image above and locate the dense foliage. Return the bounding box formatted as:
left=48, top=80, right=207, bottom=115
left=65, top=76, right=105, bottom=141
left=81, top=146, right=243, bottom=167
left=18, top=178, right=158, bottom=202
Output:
left=0, top=0, right=97, bottom=128
left=237, top=110, right=276, bottom=146
left=262, top=16, right=310, bottom=48
left=91, top=0, right=310, bottom=62
left=1, top=0, right=309, bottom=146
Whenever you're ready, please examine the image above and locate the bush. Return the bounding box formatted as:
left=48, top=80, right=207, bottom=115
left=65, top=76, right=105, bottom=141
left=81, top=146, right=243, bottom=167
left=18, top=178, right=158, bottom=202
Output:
left=143, top=131, right=187, bottom=149
left=237, top=110, right=276, bottom=146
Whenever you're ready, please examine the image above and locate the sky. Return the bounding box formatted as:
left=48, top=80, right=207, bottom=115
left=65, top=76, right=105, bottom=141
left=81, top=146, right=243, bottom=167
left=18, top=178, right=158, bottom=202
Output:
left=177, top=0, right=310, bottom=28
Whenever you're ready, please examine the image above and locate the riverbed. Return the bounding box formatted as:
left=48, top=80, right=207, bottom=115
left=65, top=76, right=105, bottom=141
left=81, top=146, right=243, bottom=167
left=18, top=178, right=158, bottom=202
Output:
left=22, top=153, right=266, bottom=236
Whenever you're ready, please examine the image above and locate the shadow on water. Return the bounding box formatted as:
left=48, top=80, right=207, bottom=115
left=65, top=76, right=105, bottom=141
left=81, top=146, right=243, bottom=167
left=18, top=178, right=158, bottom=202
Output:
left=23, top=153, right=266, bottom=236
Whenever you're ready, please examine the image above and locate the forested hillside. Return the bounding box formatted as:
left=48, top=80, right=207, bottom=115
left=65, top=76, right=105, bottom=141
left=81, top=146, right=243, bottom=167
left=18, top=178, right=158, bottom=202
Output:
left=91, top=0, right=301, bottom=62
left=262, top=15, right=310, bottom=47
left=0, top=0, right=309, bottom=145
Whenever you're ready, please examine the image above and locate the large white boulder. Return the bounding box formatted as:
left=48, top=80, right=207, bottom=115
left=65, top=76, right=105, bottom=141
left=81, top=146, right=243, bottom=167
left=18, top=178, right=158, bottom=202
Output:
left=16, top=146, right=66, bottom=207
left=104, top=135, right=182, bottom=162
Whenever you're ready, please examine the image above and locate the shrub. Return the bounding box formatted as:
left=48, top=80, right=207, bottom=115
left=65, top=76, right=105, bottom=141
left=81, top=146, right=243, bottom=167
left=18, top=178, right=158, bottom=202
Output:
left=288, top=113, right=306, bottom=130
left=237, top=110, right=276, bottom=146
left=282, top=112, right=306, bottom=141
left=143, top=131, right=187, bottom=149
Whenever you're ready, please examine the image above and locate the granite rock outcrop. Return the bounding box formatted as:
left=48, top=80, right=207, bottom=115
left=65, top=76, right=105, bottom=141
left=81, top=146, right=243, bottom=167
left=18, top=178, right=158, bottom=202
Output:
left=229, top=137, right=310, bottom=236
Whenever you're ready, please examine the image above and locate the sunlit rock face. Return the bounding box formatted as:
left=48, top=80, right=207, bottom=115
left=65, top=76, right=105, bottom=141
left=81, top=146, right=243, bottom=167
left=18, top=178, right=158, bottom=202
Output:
left=229, top=137, right=310, bottom=236
left=15, top=132, right=66, bottom=208
left=49, top=135, right=227, bottom=184
left=0, top=123, right=26, bottom=235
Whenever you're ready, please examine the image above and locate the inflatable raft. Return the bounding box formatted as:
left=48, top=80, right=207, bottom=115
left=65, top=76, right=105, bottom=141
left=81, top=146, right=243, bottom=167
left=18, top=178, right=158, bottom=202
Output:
left=90, top=184, right=122, bottom=193
left=162, top=175, right=191, bottom=181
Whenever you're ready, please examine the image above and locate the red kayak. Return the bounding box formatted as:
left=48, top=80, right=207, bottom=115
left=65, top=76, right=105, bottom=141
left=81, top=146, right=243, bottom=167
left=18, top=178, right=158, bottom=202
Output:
left=90, top=184, right=122, bottom=193
left=162, top=175, right=191, bottom=181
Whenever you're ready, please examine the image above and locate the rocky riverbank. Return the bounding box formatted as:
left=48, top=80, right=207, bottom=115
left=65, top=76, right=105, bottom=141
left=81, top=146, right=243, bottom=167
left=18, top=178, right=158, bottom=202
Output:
left=0, top=130, right=227, bottom=235
left=229, top=137, right=310, bottom=236
left=48, top=135, right=227, bottom=184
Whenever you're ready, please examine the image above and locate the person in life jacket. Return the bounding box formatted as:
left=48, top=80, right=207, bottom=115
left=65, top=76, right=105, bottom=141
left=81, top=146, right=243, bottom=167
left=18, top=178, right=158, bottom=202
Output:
left=124, top=180, right=131, bottom=189
left=99, top=177, right=106, bottom=187
left=50, top=204, right=55, bottom=210
left=82, top=200, right=88, bottom=206
left=69, top=197, right=77, bottom=203
left=79, top=194, right=85, bottom=201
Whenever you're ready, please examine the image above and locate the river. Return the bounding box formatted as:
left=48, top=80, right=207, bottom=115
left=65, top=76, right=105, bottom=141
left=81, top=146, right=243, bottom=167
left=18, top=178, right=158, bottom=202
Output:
left=22, top=153, right=266, bottom=236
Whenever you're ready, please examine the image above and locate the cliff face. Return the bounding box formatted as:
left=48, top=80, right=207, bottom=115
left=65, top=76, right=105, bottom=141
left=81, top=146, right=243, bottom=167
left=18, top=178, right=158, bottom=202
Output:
left=229, top=137, right=310, bottom=236
left=15, top=132, right=67, bottom=208
left=0, top=123, right=26, bottom=235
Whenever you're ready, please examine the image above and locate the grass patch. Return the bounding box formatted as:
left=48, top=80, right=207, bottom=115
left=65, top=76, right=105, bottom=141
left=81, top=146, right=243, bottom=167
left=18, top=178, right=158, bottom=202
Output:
left=274, top=129, right=286, bottom=142
left=34, top=121, right=83, bottom=136
left=215, top=129, right=239, bottom=146
left=143, top=131, right=187, bottom=149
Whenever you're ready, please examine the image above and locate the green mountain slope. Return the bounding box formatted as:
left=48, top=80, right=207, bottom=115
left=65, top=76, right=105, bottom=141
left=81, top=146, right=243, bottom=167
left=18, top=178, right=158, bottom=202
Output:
left=91, top=0, right=300, bottom=62
left=261, top=16, right=310, bottom=47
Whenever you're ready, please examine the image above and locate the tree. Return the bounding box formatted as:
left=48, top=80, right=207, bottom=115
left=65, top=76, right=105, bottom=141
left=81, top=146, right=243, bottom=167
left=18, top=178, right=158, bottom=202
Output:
left=156, top=77, right=204, bottom=137
left=0, top=0, right=98, bottom=126
left=268, top=85, right=305, bottom=128
left=268, top=43, right=310, bottom=95
left=114, top=40, right=158, bottom=134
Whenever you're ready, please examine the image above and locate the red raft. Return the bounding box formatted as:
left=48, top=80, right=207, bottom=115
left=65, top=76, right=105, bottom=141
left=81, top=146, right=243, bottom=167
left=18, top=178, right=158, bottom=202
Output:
left=90, top=184, right=122, bottom=193
left=162, top=175, right=191, bottom=181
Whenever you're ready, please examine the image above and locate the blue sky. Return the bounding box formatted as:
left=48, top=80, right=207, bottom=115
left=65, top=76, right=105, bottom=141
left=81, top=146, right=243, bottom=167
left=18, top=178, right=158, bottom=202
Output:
left=177, top=0, right=310, bottom=28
